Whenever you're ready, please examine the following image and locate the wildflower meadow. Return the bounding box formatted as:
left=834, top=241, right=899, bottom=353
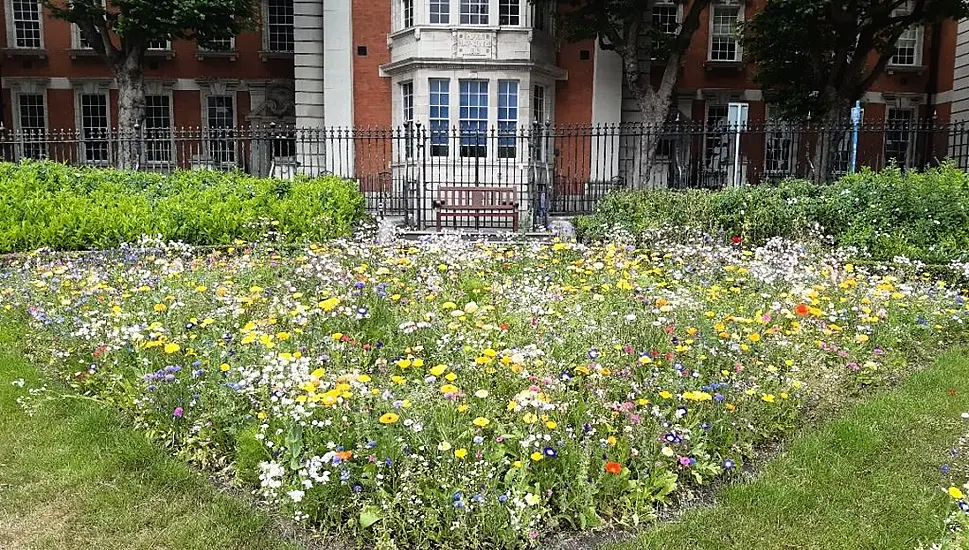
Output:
left=5, top=230, right=968, bottom=548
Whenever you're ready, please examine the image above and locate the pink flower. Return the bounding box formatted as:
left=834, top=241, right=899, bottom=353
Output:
left=173, top=406, right=184, bottom=418
left=678, top=456, right=692, bottom=466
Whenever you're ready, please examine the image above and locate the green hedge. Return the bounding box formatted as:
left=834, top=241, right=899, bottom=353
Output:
left=575, top=164, right=969, bottom=264
left=0, top=161, right=367, bottom=252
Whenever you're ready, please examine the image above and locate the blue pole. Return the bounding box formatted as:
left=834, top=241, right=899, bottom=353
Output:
left=850, top=100, right=861, bottom=173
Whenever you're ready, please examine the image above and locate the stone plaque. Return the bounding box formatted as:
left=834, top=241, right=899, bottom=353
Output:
left=455, top=31, right=493, bottom=58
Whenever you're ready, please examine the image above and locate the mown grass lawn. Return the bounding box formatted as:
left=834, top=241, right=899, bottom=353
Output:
left=0, top=322, right=299, bottom=550
left=614, top=348, right=969, bottom=550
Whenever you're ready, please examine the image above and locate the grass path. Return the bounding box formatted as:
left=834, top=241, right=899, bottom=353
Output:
left=613, top=347, right=969, bottom=550
left=0, top=324, right=300, bottom=550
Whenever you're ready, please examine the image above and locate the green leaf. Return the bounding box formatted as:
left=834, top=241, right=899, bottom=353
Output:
left=359, top=505, right=383, bottom=529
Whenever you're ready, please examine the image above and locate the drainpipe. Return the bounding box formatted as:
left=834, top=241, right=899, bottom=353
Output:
left=923, top=21, right=943, bottom=164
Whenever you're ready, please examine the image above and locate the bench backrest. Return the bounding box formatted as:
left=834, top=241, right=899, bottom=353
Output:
left=436, top=186, right=517, bottom=208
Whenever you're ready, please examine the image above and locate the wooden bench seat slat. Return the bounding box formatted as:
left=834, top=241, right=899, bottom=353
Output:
left=433, top=186, right=520, bottom=231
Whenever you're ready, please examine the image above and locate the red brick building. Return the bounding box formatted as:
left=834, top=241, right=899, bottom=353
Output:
left=0, top=0, right=959, bottom=188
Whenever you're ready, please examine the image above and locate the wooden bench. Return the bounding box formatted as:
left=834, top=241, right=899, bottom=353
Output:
left=433, top=186, right=519, bottom=231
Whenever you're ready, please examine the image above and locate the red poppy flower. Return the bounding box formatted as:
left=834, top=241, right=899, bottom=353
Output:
left=794, top=303, right=810, bottom=316
left=499, top=323, right=510, bottom=331
left=605, top=461, right=622, bottom=475
left=731, top=236, right=742, bottom=245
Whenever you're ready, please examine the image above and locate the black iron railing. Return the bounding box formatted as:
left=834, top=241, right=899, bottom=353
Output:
left=2, top=121, right=967, bottom=229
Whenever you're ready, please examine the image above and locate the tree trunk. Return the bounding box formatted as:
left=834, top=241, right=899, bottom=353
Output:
left=114, top=51, right=145, bottom=170
left=812, top=94, right=852, bottom=183
left=632, top=89, right=670, bottom=189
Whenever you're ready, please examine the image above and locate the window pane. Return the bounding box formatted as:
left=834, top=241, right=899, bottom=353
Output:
left=430, top=78, right=449, bottom=156
left=80, top=94, right=109, bottom=163
left=207, top=95, right=235, bottom=164
left=146, top=40, right=170, bottom=50
left=430, top=0, right=449, bottom=24
left=499, top=0, right=519, bottom=26
left=531, top=85, right=545, bottom=160
left=704, top=105, right=729, bottom=171
left=144, top=95, right=172, bottom=163
left=498, top=80, right=518, bottom=158
left=401, top=82, right=414, bottom=158
left=710, top=5, right=739, bottom=61
left=12, top=0, right=41, bottom=48
left=268, top=0, right=294, bottom=52
left=403, top=0, right=414, bottom=27
left=885, top=108, right=914, bottom=168
left=459, top=80, right=488, bottom=157
left=460, top=0, right=488, bottom=25
left=18, top=93, right=46, bottom=159
left=892, top=27, right=919, bottom=65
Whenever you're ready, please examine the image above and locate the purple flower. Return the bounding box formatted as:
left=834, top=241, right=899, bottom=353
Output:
left=723, top=459, right=735, bottom=469
left=544, top=446, right=557, bottom=458
left=172, top=406, right=184, bottom=418
left=678, top=456, right=692, bottom=466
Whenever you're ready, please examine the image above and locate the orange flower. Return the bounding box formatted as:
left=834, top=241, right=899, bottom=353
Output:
left=605, top=461, right=622, bottom=475
left=336, top=451, right=353, bottom=461
left=794, top=303, right=810, bottom=316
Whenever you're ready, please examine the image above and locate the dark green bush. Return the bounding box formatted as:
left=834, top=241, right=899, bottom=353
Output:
left=0, top=160, right=367, bottom=252
left=575, top=164, right=969, bottom=264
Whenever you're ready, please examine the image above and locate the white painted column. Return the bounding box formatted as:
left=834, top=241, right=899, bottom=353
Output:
left=322, top=0, right=355, bottom=176
left=590, top=40, right=623, bottom=182
left=293, top=0, right=325, bottom=175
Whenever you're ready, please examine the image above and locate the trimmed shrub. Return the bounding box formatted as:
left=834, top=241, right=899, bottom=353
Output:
left=575, top=164, right=969, bottom=264
left=0, top=161, right=367, bottom=252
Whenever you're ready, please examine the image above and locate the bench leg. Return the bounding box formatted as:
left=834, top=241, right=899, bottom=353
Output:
left=436, top=212, right=442, bottom=232
left=513, top=212, right=519, bottom=232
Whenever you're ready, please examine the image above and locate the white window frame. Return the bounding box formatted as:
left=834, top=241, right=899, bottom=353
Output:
left=5, top=0, right=43, bottom=49
left=703, top=103, right=730, bottom=173
left=460, top=0, right=489, bottom=25
left=708, top=1, right=744, bottom=62
left=651, top=0, right=682, bottom=59
left=74, top=89, right=112, bottom=165
left=198, top=36, right=236, bottom=52
left=402, top=0, right=414, bottom=28
left=890, top=2, right=923, bottom=67
left=262, top=0, right=294, bottom=52
left=146, top=39, right=173, bottom=51
left=429, top=0, right=450, bottom=24
left=142, top=91, right=176, bottom=168
left=763, top=106, right=797, bottom=178
left=459, top=79, right=489, bottom=157
left=202, top=91, right=238, bottom=166
left=12, top=89, right=48, bottom=159
left=429, top=78, right=450, bottom=157
left=400, top=81, right=415, bottom=158
left=499, top=0, right=521, bottom=26
left=884, top=106, right=917, bottom=169
left=497, top=79, right=519, bottom=159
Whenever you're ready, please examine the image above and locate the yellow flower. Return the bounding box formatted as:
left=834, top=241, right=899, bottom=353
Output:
left=855, top=334, right=870, bottom=344
left=441, top=384, right=459, bottom=394
left=311, top=368, right=325, bottom=378
left=454, top=448, right=469, bottom=459
left=396, top=358, right=412, bottom=369
left=607, top=435, right=617, bottom=446
left=545, top=421, right=557, bottom=429
left=761, top=394, right=776, bottom=403
left=530, top=451, right=544, bottom=462
left=949, top=487, right=964, bottom=499
left=445, top=372, right=458, bottom=382
left=379, top=412, right=399, bottom=425
left=682, top=391, right=713, bottom=402
left=331, top=332, right=344, bottom=340
left=524, top=493, right=541, bottom=506
left=430, top=364, right=448, bottom=376
left=659, top=390, right=673, bottom=399
left=457, top=404, right=469, bottom=412
left=748, top=333, right=761, bottom=343
left=219, top=363, right=231, bottom=372
left=438, top=441, right=452, bottom=452
left=163, top=342, right=180, bottom=354
left=319, top=297, right=340, bottom=312
left=522, top=412, right=538, bottom=424
left=472, top=416, right=490, bottom=428
left=357, top=374, right=372, bottom=383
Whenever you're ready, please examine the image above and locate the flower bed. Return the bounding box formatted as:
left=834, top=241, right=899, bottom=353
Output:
left=4, top=236, right=968, bottom=548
